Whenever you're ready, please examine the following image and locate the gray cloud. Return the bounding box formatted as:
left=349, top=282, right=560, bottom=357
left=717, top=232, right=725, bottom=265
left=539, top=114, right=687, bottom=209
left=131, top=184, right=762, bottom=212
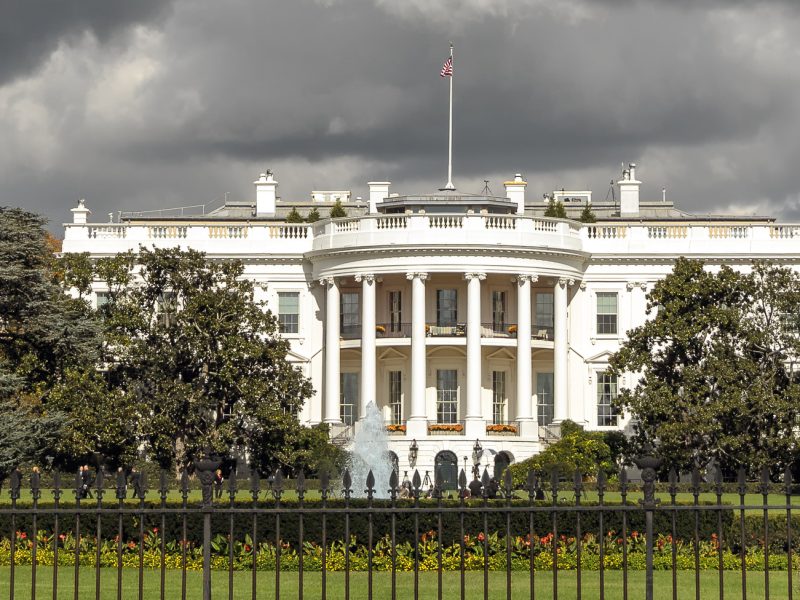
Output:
left=1, top=0, right=800, bottom=228
left=0, top=0, right=172, bottom=85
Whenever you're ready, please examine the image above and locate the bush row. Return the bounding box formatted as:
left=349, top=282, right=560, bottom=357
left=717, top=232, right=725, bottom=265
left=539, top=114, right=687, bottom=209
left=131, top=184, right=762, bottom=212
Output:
left=0, top=498, right=771, bottom=549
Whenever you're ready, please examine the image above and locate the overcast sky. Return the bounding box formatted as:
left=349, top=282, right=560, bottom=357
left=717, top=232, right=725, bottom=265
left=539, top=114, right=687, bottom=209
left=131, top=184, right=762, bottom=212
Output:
left=2, top=0, right=800, bottom=229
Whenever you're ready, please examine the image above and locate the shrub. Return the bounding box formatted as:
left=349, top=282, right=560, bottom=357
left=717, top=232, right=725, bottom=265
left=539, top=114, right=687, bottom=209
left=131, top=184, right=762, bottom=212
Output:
left=285, top=208, right=304, bottom=223
left=329, top=200, right=347, bottom=219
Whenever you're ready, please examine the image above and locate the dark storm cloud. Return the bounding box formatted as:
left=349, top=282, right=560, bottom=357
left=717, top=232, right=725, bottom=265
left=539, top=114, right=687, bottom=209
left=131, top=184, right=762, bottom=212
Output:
left=0, top=0, right=172, bottom=84
left=2, top=0, right=800, bottom=225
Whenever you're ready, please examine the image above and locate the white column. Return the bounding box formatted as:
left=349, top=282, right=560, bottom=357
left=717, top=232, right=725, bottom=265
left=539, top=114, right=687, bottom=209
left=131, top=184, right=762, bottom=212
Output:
left=407, top=272, right=428, bottom=437
left=465, top=272, right=486, bottom=438
left=516, top=274, right=536, bottom=436
left=322, top=277, right=341, bottom=423
left=357, top=274, right=376, bottom=418
left=553, top=277, right=572, bottom=423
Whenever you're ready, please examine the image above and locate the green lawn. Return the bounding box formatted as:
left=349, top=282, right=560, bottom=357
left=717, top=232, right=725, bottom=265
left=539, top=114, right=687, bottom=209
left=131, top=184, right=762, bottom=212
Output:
left=0, top=567, right=793, bottom=599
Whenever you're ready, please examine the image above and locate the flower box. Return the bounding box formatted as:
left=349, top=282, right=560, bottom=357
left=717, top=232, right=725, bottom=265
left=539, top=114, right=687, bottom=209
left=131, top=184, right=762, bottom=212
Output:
left=375, top=325, right=386, bottom=334
left=385, top=424, right=406, bottom=434
left=428, top=423, right=464, bottom=434
left=486, top=424, right=518, bottom=435
left=507, top=325, right=517, bottom=335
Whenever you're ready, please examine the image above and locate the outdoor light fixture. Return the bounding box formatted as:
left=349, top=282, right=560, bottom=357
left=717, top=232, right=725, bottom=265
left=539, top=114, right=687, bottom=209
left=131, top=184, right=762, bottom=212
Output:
left=472, top=439, right=483, bottom=466
left=408, top=439, right=419, bottom=467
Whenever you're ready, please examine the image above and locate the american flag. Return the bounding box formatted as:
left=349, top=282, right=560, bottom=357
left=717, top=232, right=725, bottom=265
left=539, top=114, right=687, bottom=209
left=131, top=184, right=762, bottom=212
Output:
left=440, top=56, right=453, bottom=77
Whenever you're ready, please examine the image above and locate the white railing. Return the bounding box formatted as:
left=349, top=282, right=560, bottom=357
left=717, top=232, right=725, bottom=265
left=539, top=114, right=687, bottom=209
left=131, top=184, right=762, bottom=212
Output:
left=208, top=226, right=248, bottom=239
left=88, top=226, right=127, bottom=239
left=376, top=215, right=408, bottom=229
left=333, top=218, right=361, bottom=233
left=148, top=226, right=188, bottom=239
left=484, top=215, right=517, bottom=229
left=771, top=226, right=800, bottom=239
left=585, top=225, right=627, bottom=239
left=429, top=215, right=463, bottom=229
left=268, top=225, right=310, bottom=239
left=647, top=226, right=688, bottom=239
left=708, top=225, right=749, bottom=239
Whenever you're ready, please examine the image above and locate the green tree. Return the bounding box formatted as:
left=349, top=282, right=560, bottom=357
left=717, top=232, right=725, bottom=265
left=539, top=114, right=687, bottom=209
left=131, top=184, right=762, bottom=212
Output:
left=306, top=207, right=321, bottom=223
left=579, top=202, right=597, bottom=223
left=609, top=258, right=800, bottom=473
left=329, top=200, right=347, bottom=219
left=285, top=207, right=304, bottom=223
left=0, top=208, right=104, bottom=474
left=99, top=247, right=315, bottom=471
left=508, top=421, right=615, bottom=486
left=544, top=198, right=567, bottom=219
left=47, top=368, right=140, bottom=469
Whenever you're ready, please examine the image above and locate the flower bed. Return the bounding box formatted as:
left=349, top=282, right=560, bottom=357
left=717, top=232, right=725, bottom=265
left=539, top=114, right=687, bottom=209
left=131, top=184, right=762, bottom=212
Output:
left=0, top=530, right=794, bottom=572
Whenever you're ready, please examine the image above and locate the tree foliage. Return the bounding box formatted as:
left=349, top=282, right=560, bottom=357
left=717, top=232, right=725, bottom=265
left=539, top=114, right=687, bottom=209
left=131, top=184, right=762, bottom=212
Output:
left=508, top=421, right=616, bottom=486
left=306, top=207, right=321, bottom=223
left=579, top=202, right=597, bottom=223
left=329, top=200, right=347, bottom=219
left=609, top=258, right=800, bottom=473
left=544, top=198, right=567, bottom=219
left=285, top=207, right=304, bottom=223
left=98, top=247, right=315, bottom=471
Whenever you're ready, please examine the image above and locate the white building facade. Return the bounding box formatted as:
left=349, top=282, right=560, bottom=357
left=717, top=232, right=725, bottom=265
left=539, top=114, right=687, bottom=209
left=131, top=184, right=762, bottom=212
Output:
left=62, top=165, right=800, bottom=484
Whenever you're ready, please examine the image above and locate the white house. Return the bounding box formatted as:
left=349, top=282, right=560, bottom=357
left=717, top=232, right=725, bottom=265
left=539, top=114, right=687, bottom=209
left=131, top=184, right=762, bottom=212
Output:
left=62, top=164, right=800, bottom=485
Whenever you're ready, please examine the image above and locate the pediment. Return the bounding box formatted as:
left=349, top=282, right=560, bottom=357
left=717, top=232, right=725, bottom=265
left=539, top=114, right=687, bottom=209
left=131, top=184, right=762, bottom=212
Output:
left=378, top=347, right=407, bottom=360
left=585, top=350, right=615, bottom=363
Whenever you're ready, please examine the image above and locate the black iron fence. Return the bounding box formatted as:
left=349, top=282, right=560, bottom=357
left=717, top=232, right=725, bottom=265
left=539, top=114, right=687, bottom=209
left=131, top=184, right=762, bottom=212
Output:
left=0, top=460, right=798, bottom=599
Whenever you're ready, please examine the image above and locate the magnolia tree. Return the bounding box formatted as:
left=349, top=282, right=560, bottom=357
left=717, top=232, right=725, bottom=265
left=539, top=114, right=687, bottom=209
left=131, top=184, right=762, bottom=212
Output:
left=610, top=258, right=800, bottom=474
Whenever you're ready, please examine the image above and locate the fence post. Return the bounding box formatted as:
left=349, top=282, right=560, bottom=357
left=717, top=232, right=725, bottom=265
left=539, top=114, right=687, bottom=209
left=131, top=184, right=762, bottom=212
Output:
left=634, top=455, right=663, bottom=600
left=195, top=457, right=222, bottom=600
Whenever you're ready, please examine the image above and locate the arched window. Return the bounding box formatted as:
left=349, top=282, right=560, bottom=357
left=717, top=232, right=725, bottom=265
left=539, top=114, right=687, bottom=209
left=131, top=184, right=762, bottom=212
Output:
left=434, top=450, right=459, bottom=490
left=493, top=451, right=514, bottom=480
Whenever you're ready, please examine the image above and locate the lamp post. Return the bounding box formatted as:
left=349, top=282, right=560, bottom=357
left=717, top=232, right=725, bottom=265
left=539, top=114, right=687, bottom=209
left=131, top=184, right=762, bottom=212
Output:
left=408, top=439, right=419, bottom=468
left=471, top=439, right=483, bottom=478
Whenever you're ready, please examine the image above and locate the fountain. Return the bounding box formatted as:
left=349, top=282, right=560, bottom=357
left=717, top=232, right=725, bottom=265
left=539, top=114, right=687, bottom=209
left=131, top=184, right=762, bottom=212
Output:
left=346, top=402, right=393, bottom=498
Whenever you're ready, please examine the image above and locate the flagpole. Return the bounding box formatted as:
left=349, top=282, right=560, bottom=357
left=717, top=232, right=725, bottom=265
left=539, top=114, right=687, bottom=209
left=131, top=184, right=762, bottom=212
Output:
left=444, top=43, right=455, bottom=190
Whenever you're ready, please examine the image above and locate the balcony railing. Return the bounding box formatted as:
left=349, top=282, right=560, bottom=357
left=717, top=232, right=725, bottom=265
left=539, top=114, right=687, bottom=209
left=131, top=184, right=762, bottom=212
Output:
left=340, top=324, right=362, bottom=340
left=376, top=322, right=412, bottom=338
left=427, top=323, right=466, bottom=337
left=481, top=322, right=516, bottom=338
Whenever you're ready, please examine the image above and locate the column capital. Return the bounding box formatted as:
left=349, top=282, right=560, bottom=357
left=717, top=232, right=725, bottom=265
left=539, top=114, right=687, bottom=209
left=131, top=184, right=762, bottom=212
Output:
left=515, top=274, right=538, bottom=285
left=405, top=272, right=428, bottom=281
left=557, top=277, right=575, bottom=288
left=354, top=273, right=375, bottom=283
left=464, top=272, right=487, bottom=281
left=319, top=276, right=337, bottom=287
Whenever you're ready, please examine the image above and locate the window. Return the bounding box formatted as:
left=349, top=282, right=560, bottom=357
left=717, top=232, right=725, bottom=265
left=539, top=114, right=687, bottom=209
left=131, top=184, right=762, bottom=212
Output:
left=492, top=371, right=506, bottom=424
left=340, top=292, right=360, bottom=336
left=596, top=292, right=618, bottom=335
left=156, top=292, right=177, bottom=328
left=388, top=370, right=402, bottom=425
left=95, top=291, right=112, bottom=318
left=436, top=289, right=457, bottom=327
left=277, top=292, right=300, bottom=334
left=492, top=291, right=506, bottom=331
left=536, top=372, right=554, bottom=426
left=388, top=291, right=402, bottom=332
left=597, top=372, right=618, bottom=426
left=436, top=369, right=458, bottom=424
left=535, top=292, right=554, bottom=329
left=340, top=372, right=359, bottom=425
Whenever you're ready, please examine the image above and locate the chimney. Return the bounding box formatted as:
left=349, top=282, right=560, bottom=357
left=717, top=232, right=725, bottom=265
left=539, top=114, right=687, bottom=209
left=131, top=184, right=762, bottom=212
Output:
left=618, top=162, right=641, bottom=217
left=254, top=171, right=277, bottom=216
left=367, top=181, right=391, bottom=214
left=71, top=199, right=91, bottom=224
left=504, top=174, right=527, bottom=215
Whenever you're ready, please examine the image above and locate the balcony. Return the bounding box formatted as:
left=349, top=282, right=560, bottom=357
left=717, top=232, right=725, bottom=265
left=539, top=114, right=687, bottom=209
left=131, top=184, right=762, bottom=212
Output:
left=376, top=322, right=412, bottom=338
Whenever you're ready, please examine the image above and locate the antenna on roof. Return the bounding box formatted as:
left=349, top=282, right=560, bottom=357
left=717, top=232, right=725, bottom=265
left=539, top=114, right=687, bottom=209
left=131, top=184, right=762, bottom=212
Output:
left=481, top=179, right=493, bottom=195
